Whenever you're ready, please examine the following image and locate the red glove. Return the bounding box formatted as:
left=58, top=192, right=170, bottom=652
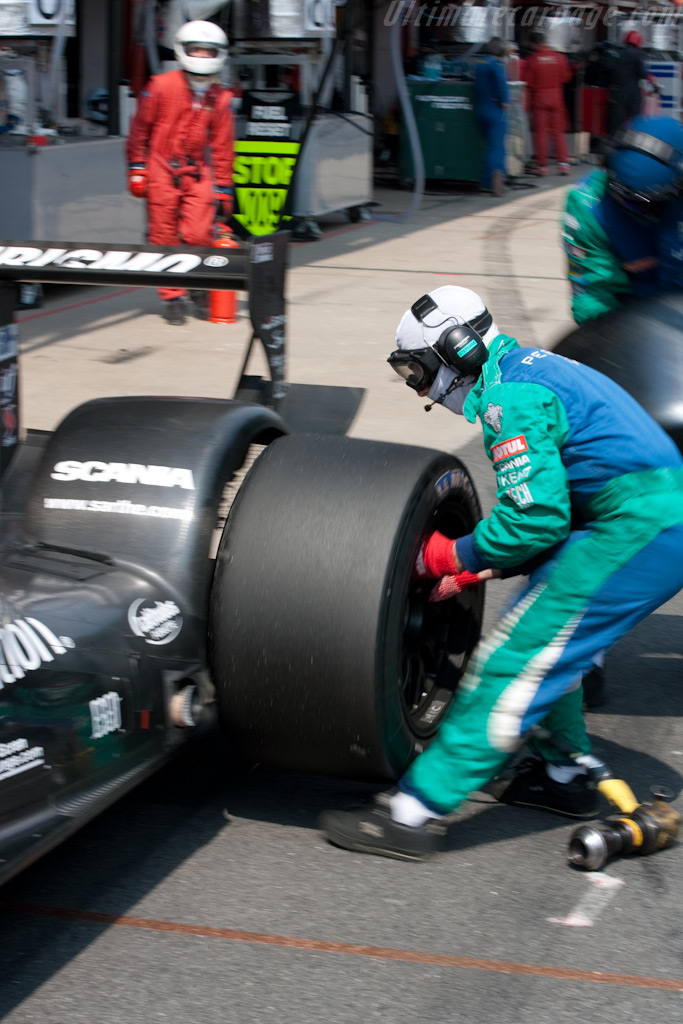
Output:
left=413, top=531, right=458, bottom=579
left=429, top=570, right=483, bottom=603
left=128, top=166, right=147, bottom=199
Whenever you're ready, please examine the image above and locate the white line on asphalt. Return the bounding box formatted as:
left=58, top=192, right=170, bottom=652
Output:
left=547, top=873, right=625, bottom=927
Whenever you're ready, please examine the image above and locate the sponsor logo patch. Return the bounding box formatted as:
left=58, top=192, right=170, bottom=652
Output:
left=0, top=738, right=45, bottom=782
left=506, top=483, right=535, bottom=508
left=128, top=599, right=182, bottom=646
left=90, top=691, right=123, bottom=739
left=483, top=403, right=503, bottom=435
left=203, top=255, right=229, bottom=268
left=0, top=618, right=72, bottom=688
left=491, top=435, right=529, bottom=463
left=496, top=454, right=530, bottom=474
left=434, top=468, right=477, bottom=503
left=43, top=497, right=193, bottom=521
left=0, top=246, right=202, bottom=274
left=51, top=461, right=195, bottom=490
left=252, top=242, right=275, bottom=264
left=499, top=465, right=531, bottom=487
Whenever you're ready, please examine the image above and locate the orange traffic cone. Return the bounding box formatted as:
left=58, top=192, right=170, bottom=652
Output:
left=209, top=227, right=239, bottom=324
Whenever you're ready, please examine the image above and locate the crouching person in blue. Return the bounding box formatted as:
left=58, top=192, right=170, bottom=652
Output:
left=320, top=285, right=683, bottom=861
left=563, top=115, right=683, bottom=325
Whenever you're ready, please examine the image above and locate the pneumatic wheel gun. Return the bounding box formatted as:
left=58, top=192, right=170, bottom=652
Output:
left=569, top=767, right=680, bottom=871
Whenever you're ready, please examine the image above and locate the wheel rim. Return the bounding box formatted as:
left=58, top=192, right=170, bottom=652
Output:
left=399, top=497, right=483, bottom=738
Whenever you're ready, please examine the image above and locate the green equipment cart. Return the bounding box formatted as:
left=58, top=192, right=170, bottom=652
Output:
left=399, top=79, right=484, bottom=186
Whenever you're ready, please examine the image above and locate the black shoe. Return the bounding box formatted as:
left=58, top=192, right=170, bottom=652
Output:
left=492, top=758, right=599, bottom=819
left=582, top=665, right=606, bottom=709
left=163, top=300, right=186, bottom=325
left=189, top=290, right=210, bottom=320
left=319, top=803, right=442, bottom=861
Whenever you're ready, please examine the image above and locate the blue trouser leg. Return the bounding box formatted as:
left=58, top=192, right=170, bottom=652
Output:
left=477, top=117, right=491, bottom=189
left=478, top=110, right=506, bottom=190
left=489, top=118, right=506, bottom=179
left=402, top=522, right=683, bottom=815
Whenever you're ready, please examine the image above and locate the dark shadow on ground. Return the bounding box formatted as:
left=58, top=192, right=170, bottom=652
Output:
left=1, top=696, right=681, bottom=1017
left=590, top=614, right=683, bottom=719
left=0, top=726, right=236, bottom=1018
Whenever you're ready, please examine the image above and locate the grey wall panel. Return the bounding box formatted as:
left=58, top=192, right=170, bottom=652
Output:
left=0, top=139, right=145, bottom=243
left=1, top=149, right=36, bottom=238
left=292, top=114, right=372, bottom=218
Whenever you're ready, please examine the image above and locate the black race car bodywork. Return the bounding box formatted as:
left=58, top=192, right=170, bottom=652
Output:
left=0, top=238, right=485, bottom=885
left=0, top=396, right=285, bottom=883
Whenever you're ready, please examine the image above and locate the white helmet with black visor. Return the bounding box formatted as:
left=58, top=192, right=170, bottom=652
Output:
left=174, top=20, right=228, bottom=77
left=388, top=286, right=499, bottom=413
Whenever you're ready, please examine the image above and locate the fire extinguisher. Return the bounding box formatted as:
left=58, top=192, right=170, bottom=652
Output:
left=209, top=226, right=239, bottom=324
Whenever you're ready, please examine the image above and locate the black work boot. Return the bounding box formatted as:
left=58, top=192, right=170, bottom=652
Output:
left=491, top=758, right=599, bottom=819
left=189, top=290, right=210, bottom=320
left=319, top=802, right=443, bottom=861
left=163, top=299, right=186, bottom=325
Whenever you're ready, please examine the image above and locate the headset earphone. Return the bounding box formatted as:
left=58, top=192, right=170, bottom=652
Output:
left=410, top=294, right=491, bottom=377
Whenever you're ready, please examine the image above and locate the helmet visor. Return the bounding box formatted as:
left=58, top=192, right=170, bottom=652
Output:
left=607, top=178, right=672, bottom=221
left=387, top=348, right=442, bottom=391
left=182, top=42, right=222, bottom=59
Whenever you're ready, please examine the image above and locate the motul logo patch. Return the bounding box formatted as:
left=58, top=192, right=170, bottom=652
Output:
left=0, top=618, right=70, bottom=688
left=491, top=435, right=529, bottom=463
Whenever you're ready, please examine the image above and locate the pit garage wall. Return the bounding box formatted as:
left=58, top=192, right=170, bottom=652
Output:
left=372, top=0, right=402, bottom=121
left=0, top=139, right=144, bottom=242
left=0, top=0, right=144, bottom=241
left=79, top=0, right=111, bottom=118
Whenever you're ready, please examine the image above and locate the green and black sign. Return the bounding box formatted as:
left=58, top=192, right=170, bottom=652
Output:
left=233, top=91, right=302, bottom=237
left=232, top=140, right=301, bottom=237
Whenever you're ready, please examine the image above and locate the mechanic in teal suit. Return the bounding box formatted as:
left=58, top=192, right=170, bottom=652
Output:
left=321, top=284, right=683, bottom=862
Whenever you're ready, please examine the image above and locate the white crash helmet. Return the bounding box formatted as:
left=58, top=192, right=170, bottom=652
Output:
left=174, top=20, right=228, bottom=76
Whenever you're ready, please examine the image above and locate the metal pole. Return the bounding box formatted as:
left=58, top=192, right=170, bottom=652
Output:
left=107, top=0, right=124, bottom=136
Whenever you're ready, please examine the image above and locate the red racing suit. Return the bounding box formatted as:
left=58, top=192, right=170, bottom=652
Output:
left=127, top=70, right=234, bottom=300
left=525, top=45, right=571, bottom=167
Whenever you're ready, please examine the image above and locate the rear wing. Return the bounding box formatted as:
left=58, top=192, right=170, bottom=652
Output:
left=0, top=233, right=289, bottom=481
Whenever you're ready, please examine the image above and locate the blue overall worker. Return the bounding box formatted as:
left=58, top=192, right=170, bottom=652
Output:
left=474, top=37, right=509, bottom=197
left=320, top=285, right=683, bottom=861
left=563, top=115, right=683, bottom=325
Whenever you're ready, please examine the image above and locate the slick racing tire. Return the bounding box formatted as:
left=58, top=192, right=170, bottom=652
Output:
left=553, top=292, right=683, bottom=451
left=209, top=434, right=484, bottom=781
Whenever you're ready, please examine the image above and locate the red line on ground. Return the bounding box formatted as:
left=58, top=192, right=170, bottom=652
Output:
left=2, top=902, right=682, bottom=991
left=16, top=287, right=141, bottom=322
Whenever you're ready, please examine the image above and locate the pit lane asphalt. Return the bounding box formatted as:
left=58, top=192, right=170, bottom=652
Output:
left=2, top=174, right=683, bottom=1024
